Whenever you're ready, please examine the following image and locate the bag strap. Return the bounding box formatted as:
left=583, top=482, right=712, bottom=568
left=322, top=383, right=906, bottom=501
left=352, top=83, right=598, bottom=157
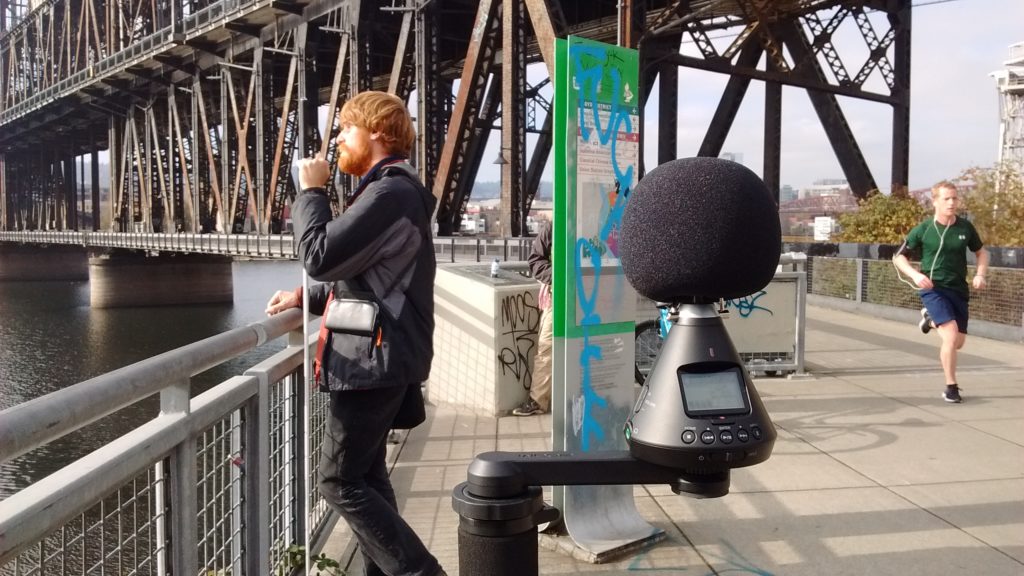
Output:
left=313, top=291, right=335, bottom=388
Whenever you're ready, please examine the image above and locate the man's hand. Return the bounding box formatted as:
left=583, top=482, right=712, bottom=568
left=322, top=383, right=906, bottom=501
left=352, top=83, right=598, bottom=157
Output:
left=266, top=288, right=301, bottom=316
left=972, top=275, right=986, bottom=291
left=296, top=152, right=330, bottom=190
left=915, top=272, right=934, bottom=290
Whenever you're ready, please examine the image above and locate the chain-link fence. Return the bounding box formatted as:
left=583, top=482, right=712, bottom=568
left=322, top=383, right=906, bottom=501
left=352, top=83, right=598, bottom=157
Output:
left=801, top=243, right=1023, bottom=337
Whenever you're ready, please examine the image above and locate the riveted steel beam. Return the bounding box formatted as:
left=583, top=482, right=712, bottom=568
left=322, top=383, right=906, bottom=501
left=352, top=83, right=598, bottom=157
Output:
left=0, top=0, right=915, bottom=236
left=432, top=0, right=501, bottom=236
left=415, top=0, right=447, bottom=199
left=501, top=0, right=527, bottom=237
left=779, top=17, right=877, bottom=197
left=889, top=0, right=911, bottom=192
left=698, top=38, right=762, bottom=158
left=764, top=56, right=782, bottom=203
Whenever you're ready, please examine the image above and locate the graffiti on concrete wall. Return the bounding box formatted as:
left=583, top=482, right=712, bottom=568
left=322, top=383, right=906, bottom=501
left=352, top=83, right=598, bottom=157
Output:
left=726, top=290, right=774, bottom=318
left=497, top=290, right=541, bottom=390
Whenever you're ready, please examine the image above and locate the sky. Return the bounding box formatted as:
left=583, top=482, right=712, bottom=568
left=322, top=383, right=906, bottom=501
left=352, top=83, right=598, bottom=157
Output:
left=474, top=0, right=1024, bottom=194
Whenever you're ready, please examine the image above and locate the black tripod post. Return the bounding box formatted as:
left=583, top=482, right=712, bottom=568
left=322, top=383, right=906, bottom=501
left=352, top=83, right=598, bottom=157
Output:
left=451, top=451, right=730, bottom=576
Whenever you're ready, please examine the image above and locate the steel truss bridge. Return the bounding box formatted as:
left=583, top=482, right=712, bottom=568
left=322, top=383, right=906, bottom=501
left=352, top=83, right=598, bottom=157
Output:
left=0, top=0, right=912, bottom=239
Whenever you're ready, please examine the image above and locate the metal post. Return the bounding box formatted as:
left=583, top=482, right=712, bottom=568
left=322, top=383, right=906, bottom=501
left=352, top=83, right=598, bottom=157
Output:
left=243, top=377, right=271, bottom=575
left=453, top=485, right=545, bottom=576
left=0, top=154, right=6, bottom=231
left=795, top=269, right=807, bottom=374
left=254, top=46, right=265, bottom=234
left=162, top=380, right=198, bottom=576
left=452, top=452, right=731, bottom=576
left=856, top=258, right=864, bottom=302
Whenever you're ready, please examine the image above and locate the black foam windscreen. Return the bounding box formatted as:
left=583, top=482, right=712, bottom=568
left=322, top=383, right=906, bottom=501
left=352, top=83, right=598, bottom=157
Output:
left=620, top=157, right=781, bottom=302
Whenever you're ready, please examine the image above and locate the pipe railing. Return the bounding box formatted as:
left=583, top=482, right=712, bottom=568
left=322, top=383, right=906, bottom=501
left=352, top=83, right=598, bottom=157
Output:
left=0, top=308, right=334, bottom=575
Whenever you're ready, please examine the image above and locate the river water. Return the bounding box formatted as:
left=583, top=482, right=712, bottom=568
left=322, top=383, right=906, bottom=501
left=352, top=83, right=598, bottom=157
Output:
left=0, top=259, right=303, bottom=501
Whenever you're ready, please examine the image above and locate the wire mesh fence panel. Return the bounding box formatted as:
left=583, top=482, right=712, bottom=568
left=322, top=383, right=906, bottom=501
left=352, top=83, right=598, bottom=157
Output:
left=268, top=374, right=301, bottom=575
left=196, top=414, right=245, bottom=576
left=308, top=387, right=332, bottom=540
left=864, top=259, right=923, bottom=310
left=966, top=266, right=1023, bottom=326
left=808, top=257, right=858, bottom=300
left=813, top=256, right=1022, bottom=331
left=1, top=467, right=166, bottom=576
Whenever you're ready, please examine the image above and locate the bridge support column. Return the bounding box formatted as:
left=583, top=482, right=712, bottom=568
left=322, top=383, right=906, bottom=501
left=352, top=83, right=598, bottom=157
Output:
left=89, top=251, right=233, bottom=308
left=0, top=244, right=88, bottom=280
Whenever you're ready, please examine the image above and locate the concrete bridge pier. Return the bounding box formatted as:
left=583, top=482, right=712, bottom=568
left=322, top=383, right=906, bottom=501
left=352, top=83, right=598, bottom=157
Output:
left=0, top=244, right=89, bottom=281
left=89, top=250, right=233, bottom=308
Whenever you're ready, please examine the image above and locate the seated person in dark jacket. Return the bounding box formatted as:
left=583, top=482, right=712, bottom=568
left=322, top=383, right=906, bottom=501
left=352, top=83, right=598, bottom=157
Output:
left=266, top=91, right=445, bottom=576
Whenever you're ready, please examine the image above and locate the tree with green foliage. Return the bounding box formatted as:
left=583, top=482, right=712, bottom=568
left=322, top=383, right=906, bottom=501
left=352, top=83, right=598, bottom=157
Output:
left=959, top=161, right=1024, bottom=248
left=834, top=188, right=928, bottom=244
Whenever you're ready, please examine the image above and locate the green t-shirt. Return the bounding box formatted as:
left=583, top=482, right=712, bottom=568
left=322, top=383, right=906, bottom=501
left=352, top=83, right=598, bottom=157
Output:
left=904, top=216, right=984, bottom=297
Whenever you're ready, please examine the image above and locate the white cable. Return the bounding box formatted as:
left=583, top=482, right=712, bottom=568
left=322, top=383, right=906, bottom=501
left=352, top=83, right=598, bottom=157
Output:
left=894, top=240, right=919, bottom=289
left=893, top=216, right=950, bottom=290
left=930, top=216, right=950, bottom=279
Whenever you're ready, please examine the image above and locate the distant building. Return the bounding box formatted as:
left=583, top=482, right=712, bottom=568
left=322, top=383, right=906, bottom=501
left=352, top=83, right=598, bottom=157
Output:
left=460, top=210, right=488, bottom=235
left=461, top=198, right=553, bottom=237
left=779, top=189, right=858, bottom=239
left=799, top=178, right=849, bottom=199
left=720, top=152, right=744, bottom=165
left=779, top=185, right=797, bottom=203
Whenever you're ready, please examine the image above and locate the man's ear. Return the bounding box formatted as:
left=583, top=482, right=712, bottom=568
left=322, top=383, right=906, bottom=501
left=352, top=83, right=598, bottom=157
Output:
left=368, top=132, right=389, bottom=155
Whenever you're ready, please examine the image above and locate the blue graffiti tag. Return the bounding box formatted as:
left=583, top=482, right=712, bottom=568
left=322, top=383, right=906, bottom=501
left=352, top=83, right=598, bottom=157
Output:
left=572, top=45, right=634, bottom=197
left=570, top=42, right=634, bottom=451
left=725, top=290, right=773, bottom=319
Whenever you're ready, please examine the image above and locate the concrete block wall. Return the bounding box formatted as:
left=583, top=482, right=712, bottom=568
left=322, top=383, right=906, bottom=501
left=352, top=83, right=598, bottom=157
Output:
left=430, top=262, right=541, bottom=416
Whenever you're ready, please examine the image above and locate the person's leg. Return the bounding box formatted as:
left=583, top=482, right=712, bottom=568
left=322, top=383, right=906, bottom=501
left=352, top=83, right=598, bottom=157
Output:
left=357, top=438, right=398, bottom=576
left=318, top=388, right=442, bottom=576
left=944, top=291, right=971, bottom=402
left=935, top=320, right=960, bottom=386
left=921, top=289, right=966, bottom=403
left=514, top=305, right=553, bottom=416
left=531, top=305, right=554, bottom=411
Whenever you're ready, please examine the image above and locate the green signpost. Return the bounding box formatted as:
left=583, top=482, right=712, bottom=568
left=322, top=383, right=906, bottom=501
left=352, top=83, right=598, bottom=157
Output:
left=551, top=35, right=663, bottom=559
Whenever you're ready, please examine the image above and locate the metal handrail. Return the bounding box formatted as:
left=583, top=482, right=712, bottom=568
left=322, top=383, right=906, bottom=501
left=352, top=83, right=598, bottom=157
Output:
left=0, top=307, right=317, bottom=574
left=0, top=231, right=539, bottom=262
left=0, top=309, right=301, bottom=464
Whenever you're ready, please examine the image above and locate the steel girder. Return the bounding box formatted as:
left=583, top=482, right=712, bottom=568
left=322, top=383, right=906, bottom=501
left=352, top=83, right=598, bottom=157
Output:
left=889, top=1, right=911, bottom=195
left=431, top=0, right=501, bottom=237
left=654, top=0, right=911, bottom=199
left=763, top=56, right=782, bottom=203
left=777, top=16, right=877, bottom=196
left=696, top=37, right=762, bottom=158
left=2, top=153, right=73, bottom=230
left=500, top=0, right=527, bottom=237
left=415, top=1, right=448, bottom=201
left=1, top=0, right=914, bottom=234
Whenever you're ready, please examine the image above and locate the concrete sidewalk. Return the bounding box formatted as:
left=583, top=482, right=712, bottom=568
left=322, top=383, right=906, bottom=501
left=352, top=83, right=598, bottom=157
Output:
left=321, top=304, right=1024, bottom=576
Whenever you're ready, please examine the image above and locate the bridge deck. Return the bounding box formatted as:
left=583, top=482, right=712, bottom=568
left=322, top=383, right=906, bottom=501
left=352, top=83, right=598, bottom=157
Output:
left=325, top=303, right=1024, bottom=575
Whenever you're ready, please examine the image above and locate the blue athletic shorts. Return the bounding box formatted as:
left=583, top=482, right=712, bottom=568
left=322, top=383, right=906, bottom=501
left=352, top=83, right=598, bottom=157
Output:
left=920, top=287, right=969, bottom=334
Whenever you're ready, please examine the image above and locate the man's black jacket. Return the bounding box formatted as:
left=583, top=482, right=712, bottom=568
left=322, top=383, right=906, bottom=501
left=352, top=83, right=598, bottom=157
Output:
left=528, top=220, right=553, bottom=285
left=292, top=161, right=436, bottom=391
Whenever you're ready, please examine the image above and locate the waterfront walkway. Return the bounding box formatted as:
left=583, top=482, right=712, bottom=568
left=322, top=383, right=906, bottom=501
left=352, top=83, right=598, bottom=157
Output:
left=321, top=304, right=1024, bottom=576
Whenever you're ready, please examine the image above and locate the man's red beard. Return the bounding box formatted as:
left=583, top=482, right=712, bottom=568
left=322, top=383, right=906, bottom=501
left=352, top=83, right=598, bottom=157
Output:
left=338, top=143, right=372, bottom=176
